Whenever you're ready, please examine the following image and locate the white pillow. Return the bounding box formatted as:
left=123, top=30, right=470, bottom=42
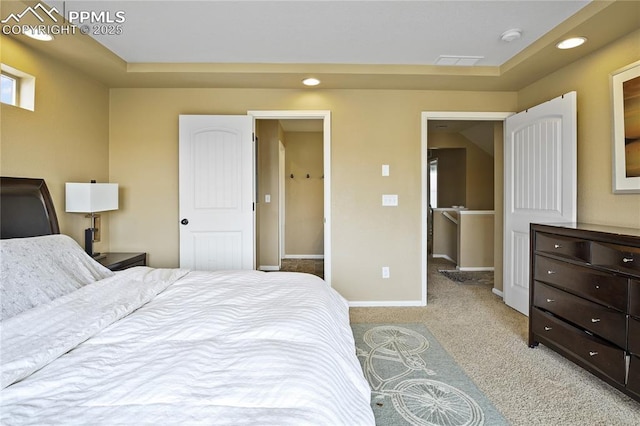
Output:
left=0, top=234, right=115, bottom=320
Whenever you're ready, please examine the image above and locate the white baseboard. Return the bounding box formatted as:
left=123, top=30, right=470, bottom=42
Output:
left=432, top=254, right=456, bottom=263
left=349, top=300, right=426, bottom=307
left=283, top=254, right=324, bottom=260
left=259, top=265, right=280, bottom=271
left=457, top=266, right=495, bottom=272
left=492, top=288, right=504, bottom=298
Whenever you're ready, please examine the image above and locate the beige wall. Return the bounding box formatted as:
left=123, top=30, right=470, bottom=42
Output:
left=517, top=29, right=640, bottom=229
left=5, top=26, right=635, bottom=303
left=458, top=212, right=494, bottom=270
left=108, top=89, right=517, bottom=302
left=284, top=131, right=324, bottom=256
left=429, top=148, right=465, bottom=208
left=0, top=35, right=111, bottom=251
left=428, top=133, right=494, bottom=210
left=431, top=209, right=458, bottom=263
left=256, top=120, right=283, bottom=268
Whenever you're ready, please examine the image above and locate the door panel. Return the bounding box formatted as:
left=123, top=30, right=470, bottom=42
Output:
left=504, top=92, right=577, bottom=315
left=193, top=232, right=243, bottom=270
left=513, top=118, right=561, bottom=212
left=179, top=115, right=254, bottom=270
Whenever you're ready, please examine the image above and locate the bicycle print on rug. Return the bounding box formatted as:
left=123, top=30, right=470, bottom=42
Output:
left=351, top=324, right=507, bottom=426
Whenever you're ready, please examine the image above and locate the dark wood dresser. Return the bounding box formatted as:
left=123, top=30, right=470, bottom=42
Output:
left=529, top=222, right=640, bottom=402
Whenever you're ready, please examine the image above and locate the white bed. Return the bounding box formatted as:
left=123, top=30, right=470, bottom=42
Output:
left=0, top=178, right=374, bottom=425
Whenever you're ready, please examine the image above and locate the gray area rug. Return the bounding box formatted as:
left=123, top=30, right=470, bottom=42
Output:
left=438, top=270, right=493, bottom=286
left=352, top=323, right=507, bottom=426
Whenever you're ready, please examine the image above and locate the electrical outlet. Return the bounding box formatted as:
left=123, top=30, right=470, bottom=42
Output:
left=382, top=266, right=390, bottom=279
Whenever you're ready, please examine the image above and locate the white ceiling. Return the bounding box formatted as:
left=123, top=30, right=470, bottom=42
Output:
left=12, top=0, right=635, bottom=91
left=48, top=0, right=591, bottom=66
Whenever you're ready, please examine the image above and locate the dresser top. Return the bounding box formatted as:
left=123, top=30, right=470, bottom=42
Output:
left=533, top=222, right=640, bottom=239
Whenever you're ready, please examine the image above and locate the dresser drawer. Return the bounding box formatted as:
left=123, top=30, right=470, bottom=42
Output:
left=533, top=282, right=627, bottom=348
left=531, top=308, right=626, bottom=384
left=629, top=317, right=640, bottom=356
left=534, top=255, right=628, bottom=311
left=630, top=280, right=640, bottom=318
left=591, top=242, right=640, bottom=275
left=535, top=232, right=590, bottom=262
left=629, top=356, right=640, bottom=397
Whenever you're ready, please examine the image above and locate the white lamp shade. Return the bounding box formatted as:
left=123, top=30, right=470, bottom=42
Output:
left=65, top=183, right=119, bottom=213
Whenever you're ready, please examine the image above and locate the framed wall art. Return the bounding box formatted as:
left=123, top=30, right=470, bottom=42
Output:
left=611, top=60, right=640, bottom=193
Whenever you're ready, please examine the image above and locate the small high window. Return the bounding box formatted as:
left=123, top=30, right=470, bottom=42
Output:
left=1, top=73, right=17, bottom=105
left=429, top=159, right=438, bottom=208
left=0, top=65, right=35, bottom=111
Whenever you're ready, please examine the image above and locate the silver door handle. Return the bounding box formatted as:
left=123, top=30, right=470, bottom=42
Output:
left=591, top=318, right=601, bottom=323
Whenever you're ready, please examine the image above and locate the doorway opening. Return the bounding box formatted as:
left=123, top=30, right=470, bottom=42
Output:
left=421, top=112, right=512, bottom=305
left=250, top=111, right=331, bottom=284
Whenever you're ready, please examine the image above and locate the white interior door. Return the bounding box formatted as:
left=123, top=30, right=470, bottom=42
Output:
left=504, top=92, right=577, bottom=315
left=179, top=115, right=255, bottom=270
left=278, top=140, right=286, bottom=262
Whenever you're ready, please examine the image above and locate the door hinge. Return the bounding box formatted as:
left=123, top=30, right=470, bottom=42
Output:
left=253, top=202, right=255, bottom=211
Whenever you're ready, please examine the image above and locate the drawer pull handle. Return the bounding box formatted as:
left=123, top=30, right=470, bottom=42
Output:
left=589, top=351, right=598, bottom=357
left=544, top=326, right=552, bottom=331
left=591, top=318, right=601, bottom=323
left=595, top=285, right=600, bottom=289
left=554, top=244, right=562, bottom=249
left=622, top=257, right=634, bottom=263
left=546, top=298, right=555, bottom=303
left=547, top=270, right=556, bottom=275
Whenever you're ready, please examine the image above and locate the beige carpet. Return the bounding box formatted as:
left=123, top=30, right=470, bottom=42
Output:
left=350, top=257, right=640, bottom=426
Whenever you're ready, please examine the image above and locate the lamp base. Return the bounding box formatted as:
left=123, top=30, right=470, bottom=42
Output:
left=85, top=228, right=106, bottom=261
left=84, top=228, right=94, bottom=257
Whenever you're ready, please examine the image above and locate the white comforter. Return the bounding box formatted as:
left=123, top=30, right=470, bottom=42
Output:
left=0, top=268, right=374, bottom=425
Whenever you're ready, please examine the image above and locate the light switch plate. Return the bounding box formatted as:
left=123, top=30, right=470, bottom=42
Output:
left=382, top=164, right=390, bottom=176
left=382, top=194, right=398, bottom=206
left=265, top=194, right=271, bottom=203
left=382, top=267, right=390, bottom=278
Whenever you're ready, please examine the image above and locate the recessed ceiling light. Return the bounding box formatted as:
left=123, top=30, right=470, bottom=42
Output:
left=23, top=27, right=54, bottom=41
left=500, top=29, right=522, bottom=42
left=556, top=37, right=587, bottom=50
left=302, top=78, right=320, bottom=87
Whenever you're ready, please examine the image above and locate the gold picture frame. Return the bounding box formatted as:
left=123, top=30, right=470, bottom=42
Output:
left=611, top=60, right=640, bottom=193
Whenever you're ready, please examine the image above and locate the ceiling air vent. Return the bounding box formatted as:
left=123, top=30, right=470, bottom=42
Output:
left=435, top=55, right=483, bottom=66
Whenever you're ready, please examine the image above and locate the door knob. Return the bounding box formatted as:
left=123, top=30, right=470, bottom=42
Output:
left=181, top=218, right=189, bottom=225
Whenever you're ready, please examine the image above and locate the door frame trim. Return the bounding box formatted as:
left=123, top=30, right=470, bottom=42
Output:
left=278, top=140, right=286, bottom=263
left=248, top=110, right=332, bottom=286
left=421, top=111, right=513, bottom=305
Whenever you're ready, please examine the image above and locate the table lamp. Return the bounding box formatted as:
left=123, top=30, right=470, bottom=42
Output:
left=65, top=180, right=118, bottom=258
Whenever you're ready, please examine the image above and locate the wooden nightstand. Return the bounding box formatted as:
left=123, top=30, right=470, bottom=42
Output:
left=97, top=252, right=147, bottom=271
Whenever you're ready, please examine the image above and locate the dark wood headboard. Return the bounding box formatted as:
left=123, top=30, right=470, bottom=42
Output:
left=0, top=177, right=60, bottom=239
